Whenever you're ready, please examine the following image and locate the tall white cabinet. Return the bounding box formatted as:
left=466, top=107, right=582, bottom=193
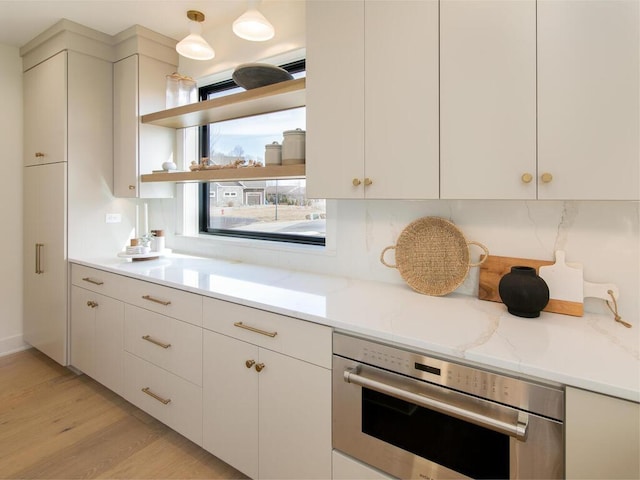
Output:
left=21, top=21, right=114, bottom=365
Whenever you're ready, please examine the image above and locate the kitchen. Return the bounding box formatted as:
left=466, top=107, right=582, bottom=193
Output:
left=0, top=1, right=639, bottom=479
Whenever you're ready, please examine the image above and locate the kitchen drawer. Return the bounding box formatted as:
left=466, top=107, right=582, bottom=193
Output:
left=71, top=264, right=125, bottom=299
left=123, top=352, right=202, bottom=446
left=203, top=297, right=332, bottom=369
left=121, top=277, right=203, bottom=326
left=124, top=304, right=202, bottom=386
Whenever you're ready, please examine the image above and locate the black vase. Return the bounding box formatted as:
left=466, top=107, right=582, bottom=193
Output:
left=498, top=266, right=550, bottom=318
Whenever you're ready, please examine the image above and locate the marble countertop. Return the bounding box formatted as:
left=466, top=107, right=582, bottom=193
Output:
left=71, top=253, right=640, bottom=403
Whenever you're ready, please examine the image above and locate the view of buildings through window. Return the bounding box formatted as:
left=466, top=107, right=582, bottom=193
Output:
left=199, top=63, right=326, bottom=245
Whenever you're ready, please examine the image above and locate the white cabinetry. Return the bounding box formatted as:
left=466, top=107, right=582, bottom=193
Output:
left=114, top=53, right=176, bottom=198
left=537, top=0, right=639, bottom=200
left=565, top=387, right=640, bottom=479
left=202, top=297, right=332, bottom=479
left=306, top=0, right=438, bottom=199
left=440, top=0, right=536, bottom=199
left=332, top=451, right=396, bottom=480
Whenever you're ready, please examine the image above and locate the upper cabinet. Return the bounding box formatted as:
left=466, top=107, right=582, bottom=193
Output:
left=537, top=0, right=639, bottom=200
left=113, top=27, right=178, bottom=198
left=440, top=0, right=537, bottom=200
left=23, top=51, right=67, bottom=167
left=306, top=0, right=439, bottom=199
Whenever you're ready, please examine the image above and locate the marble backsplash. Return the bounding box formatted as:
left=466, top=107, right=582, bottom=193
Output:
left=165, top=199, right=639, bottom=324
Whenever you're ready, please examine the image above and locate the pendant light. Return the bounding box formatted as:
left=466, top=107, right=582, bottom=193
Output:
left=232, top=0, right=275, bottom=42
left=176, top=10, right=215, bottom=60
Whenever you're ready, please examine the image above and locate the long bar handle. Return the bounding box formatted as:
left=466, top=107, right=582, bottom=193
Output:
left=344, top=369, right=529, bottom=441
left=141, top=387, right=171, bottom=405
left=142, top=335, right=171, bottom=349
left=233, top=321, right=277, bottom=338
left=142, top=295, right=171, bottom=306
left=35, top=243, right=44, bottom=274
left=82, top=277, right=104, bottom=286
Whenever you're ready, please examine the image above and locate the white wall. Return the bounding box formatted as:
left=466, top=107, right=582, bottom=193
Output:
left=0, top=44, right=26, bottom=355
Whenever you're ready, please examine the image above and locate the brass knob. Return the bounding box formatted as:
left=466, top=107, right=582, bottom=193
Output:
left=35, top=152, right=45, bottom=158
left=87, top=301, right=98, bottom=308
left=255, top=363, right=265, bottom=373
left=128, top=185, right=136, bottom=190
left=541, top=172, right=553, bottom=183
left=521, top=173, right=533, bottom=184
left=245, top=359, right=255, bottom=369
left=352, top=178, right=362, bottom=187
left=364, top=178, right=373, bottom=186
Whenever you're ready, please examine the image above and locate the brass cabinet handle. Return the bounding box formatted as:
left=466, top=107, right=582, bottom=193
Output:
left=352, top=178, right=362, bottom=186
left=128, top=185, right=136, bottom=190
left=521, top=173, right=533, bottom=184
left=87, top=301, right=99, bottom=308
left=255, top=363, right=265, bottom=373
left=364, top=177, right=373, bottom=186
left=245, top=359, right=256, bottom=369
left=141, top=387, right=171, bottom=405
left=233, top=321, right=277, bottom=338
left=35, top=243, right=44, bottom=274
left=35, top=152, right=45, bottom=158
left=541, top=172, right=553, bottom=183
left=82, top=277, right=104, bottom=286
left=142, top=295, right=171, bottom=306
left=142, top=335, right=171, bottom=349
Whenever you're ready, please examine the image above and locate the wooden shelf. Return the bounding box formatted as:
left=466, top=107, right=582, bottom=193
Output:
left=141, top=78, right=306, bottom=129
left=140, top=164, right=306, bottom=183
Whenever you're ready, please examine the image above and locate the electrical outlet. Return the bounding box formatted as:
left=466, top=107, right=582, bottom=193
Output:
left=105, top=213, right=122, bottom=224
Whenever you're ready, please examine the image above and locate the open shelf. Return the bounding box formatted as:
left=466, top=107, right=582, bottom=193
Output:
left=140, top=164, right=305, bottom=183
left=141, top=78, right=306, bottom=129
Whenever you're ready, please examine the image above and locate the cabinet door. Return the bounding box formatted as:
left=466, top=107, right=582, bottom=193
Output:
left=565, top=387, right=640, bottom=479
left=202, top=331, right=259, bottom=479
left=440, top=0, right=536, bottom=199
left=114, top=54, right=175, bottom=198
left=365, top=0, right=439, bottom=199
left=93, top=294, right=124, bottom=396
left=70, top=286, right=95, bottom=376
left=23, top=51, right=66, bottom=167
left=23, top=163, right=67, bottom=365
left=259, top=348, right=331, bottom=480
left=306, top=0, right=365, bottom=199
left=538, top=0, right=639, bottom=200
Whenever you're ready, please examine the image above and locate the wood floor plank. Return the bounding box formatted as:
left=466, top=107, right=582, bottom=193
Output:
left=0, top=349, right=248, bottom=480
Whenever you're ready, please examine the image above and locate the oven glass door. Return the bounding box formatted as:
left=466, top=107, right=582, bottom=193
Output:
left=362, top=387, right=510, bottom=479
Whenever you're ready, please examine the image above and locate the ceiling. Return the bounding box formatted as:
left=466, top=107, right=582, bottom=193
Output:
left=0, top=1, right=261, bottom=48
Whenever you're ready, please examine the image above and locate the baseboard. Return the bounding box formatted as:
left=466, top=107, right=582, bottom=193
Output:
left=0, top=334, right=30, bottom=357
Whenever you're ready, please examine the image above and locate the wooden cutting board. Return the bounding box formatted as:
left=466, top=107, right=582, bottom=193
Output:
left=478, top=255, right=584, bottom=317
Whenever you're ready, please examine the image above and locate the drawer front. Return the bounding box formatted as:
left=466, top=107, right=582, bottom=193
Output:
left=71, top=264, right=125, bottom=299
left=124, top=304, right=202, bottom=386
left=122, top=277, right=203, bottom=326
left=203, top=297, right=332, bottom=369
left=123, top=352, right=202, bottom=446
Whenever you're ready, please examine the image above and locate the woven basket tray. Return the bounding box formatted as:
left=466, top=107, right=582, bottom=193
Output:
left=381, top=217, right=489, bottom=296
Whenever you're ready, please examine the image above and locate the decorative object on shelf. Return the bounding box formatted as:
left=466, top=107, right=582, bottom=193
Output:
left=162, top=161, right=177, bottom=171
left=150, top=229, right=165, bottom=253
left=265, top=141, right=282, bottom=165
left=498, top=266, right=550, bottom=318
left=176, top=10, right=215, bottom=60
left=232, top=0, right=275, bottom=42
left=232, top=63, right=293, bottom=90
left=166, top=72, right=197, bottom=108
left=281, top=128, right=306, bottom=165
left=189, top=158, right=263, bottom=171
left=380, top=217, right=489, bottom=296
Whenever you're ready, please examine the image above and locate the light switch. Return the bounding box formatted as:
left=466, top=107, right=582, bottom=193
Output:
left=105, top=213, right=122, bottom=224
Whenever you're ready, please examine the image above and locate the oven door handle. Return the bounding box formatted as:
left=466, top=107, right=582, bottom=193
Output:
left=344, top=368, right=529, bottom=441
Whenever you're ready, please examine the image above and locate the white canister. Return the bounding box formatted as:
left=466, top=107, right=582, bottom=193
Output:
left=265, top=142, right=282, bottom=165
left=281, top=128, right=306, bottom=165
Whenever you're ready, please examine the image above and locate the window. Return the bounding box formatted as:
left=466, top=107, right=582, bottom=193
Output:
left=198, top=60, right=326, bottom=246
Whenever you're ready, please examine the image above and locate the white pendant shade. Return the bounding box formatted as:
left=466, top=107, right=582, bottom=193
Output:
left=233, top=2, right=275, bottom=41
left=176, top=12, right=215, bottom=60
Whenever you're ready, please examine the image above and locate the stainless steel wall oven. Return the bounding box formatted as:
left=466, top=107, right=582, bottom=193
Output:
left=332, top=332, right=565, bottom=479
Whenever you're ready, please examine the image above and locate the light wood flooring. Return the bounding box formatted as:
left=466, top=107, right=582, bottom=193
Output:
left=0, top=348, right=249, bottom=479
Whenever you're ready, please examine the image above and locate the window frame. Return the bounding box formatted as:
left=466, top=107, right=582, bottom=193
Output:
left=197, top=60, right=325, bottom=247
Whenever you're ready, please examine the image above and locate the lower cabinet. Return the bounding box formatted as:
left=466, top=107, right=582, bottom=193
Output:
left=565, top=386, right=640, bottom=479
left=70, top=285, right=124, bottom=396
